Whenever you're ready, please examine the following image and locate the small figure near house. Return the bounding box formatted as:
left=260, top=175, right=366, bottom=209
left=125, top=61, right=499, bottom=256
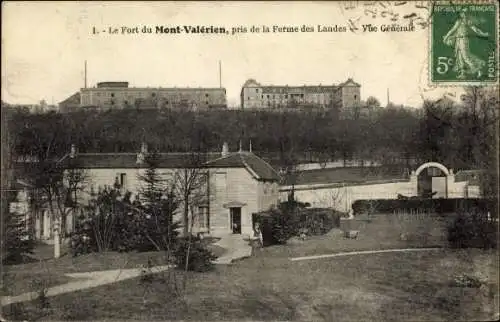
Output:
left=253, top=223, right=263, bottom=249
left=299, top=228, right=308, bottom=241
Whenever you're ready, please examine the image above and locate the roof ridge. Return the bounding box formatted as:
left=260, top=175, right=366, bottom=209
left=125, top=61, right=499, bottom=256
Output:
left=204, top=152, right=237, bottom=165
left=76, top=152, right=221, bottom=156
left=56, top=153, right=71, bottom=164
left=239, top=153, right=260, bottom=180
left=244, top=152, right=280, bottom=177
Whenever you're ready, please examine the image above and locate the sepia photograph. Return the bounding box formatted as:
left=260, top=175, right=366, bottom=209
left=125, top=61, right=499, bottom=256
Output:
left=1, top=1, right=499, bottom=321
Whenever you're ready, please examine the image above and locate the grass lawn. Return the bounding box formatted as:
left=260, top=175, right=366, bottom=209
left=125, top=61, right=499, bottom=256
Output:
left=1, top=238, right=227, bottom=298
left=259, top=213, right=452, bottom=259
left=2, top=216, right=498, bottom=321
left=3, top=246, right=498, bottom=321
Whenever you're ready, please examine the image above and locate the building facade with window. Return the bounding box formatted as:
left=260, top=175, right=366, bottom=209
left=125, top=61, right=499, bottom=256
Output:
left=61, top=81, right=227, bottom=111
left=240, top=78, right=361, bottom=110
left=51, top=142, right=280, bottom=239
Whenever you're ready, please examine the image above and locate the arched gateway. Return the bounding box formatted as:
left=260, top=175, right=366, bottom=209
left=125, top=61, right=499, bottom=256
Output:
left=411, top=162, right=453, bottom=198
left=414, top=162, right=450, bottom=177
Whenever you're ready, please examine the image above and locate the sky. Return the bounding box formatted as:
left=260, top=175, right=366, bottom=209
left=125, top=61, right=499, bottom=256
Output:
left=2, top=1, right=464, bottom=108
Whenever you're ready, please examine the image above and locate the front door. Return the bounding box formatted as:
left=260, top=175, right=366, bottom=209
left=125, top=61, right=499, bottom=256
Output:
left=230, top=207, right=242, bottom=234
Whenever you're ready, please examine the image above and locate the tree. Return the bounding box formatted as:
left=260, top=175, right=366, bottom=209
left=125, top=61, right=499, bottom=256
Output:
left=365, top=96, right=381, bottom=109
left=170, top=153, right=210, bottom=237
left=1, top=106, right=35, bottom=263
left=83, top=186, right=132, bottom=253
left=10, top=112, right=88, bottom=258
left=137, top=152, right=180, bottom=250
left=2, top=198, right=35, bottom=264
left=456, top=87, right=499, bottom=198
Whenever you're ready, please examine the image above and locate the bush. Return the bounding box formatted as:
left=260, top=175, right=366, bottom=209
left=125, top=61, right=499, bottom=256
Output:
left=298, top=208, right=341, bottom=235
left=452, top=274, right=483, bottom=288
left=254, top=205, right=341, bottom=246
left=173, top=237, right=217, bottom=272
left=69, top=186, right=180, bottom=256
left=2, top=210, right=36, bottom=264
left=70, top=214, right=97, bottom=256
left=447, top=211, right=497, bottom=249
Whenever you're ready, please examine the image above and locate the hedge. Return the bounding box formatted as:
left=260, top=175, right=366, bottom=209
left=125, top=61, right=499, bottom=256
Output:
left=447, top=211, right=497, bottom=249
left=352, top=198, right=497, bottom=216
left=253, top=207, right=341, bottom=246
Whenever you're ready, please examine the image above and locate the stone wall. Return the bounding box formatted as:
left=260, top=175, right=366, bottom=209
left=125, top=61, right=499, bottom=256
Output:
left=280, top=180, right=416, bottom=214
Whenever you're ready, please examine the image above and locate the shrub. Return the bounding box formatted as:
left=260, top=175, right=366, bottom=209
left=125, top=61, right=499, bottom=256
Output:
left=70, top=215, right=97, bottom=257
left=69, top=186, right=180, bottom=256
left=2, top=192, right=35, bottom=264
left=298, top=208, right=341, bottom=236
left=254, top=206, right=341, bottom=246
left=272, top=208, right=300, bottom=244
left=452, top=274, right=483, bottom=288
left=174, top=237, right=217, bottom=272
left=447, top=211, right=497, bottom=249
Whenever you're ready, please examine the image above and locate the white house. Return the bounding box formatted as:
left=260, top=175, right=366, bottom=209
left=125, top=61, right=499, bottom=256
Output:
left=44, top=142, right=281, bottom=239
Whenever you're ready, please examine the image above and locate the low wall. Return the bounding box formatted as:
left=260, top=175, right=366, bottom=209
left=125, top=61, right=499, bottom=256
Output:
left=280, top=180, right=415, bottom=213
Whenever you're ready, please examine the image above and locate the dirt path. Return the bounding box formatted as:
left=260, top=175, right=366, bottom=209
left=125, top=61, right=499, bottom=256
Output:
left=1, top=265, right=171, bottom=306
left=289, top=247, right=444, bottom=262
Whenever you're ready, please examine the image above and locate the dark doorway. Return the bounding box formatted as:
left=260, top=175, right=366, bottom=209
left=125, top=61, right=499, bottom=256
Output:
left=417, top=166, right=447, bottom=198
left=230, top=207, right=241, bottom=234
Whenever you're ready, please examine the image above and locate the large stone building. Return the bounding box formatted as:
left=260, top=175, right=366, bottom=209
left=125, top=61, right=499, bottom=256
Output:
left=60, top=81, right=227, bottom=112
left=240, top=78, right=361, bottom=110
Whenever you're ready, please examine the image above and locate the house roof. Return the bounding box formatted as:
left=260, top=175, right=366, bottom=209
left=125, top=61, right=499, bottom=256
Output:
left=242, top=78, right=359, bottom=91
left=59, top=92, right=80, bottom=106
left=63, top=152, right=222, bottom=169
left=284, top=166, right=408, bottom=186
left=242, top=79, right=261, bottom=87
left=338, top=78, right=361, bottom=87
left=261, top=85, right=339, bottom=94
left=205, top=152, right=280, bottom=181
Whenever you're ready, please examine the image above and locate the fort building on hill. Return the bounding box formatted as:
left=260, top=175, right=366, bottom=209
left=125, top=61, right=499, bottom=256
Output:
left=59, top=81, right=227, bottom=112
left=240, top=78, right=361, bottom=110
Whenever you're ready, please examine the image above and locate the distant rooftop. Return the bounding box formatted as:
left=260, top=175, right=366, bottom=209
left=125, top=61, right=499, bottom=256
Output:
left=242, top=78, right=360, bottom=91
left=85, top=82, right=226, bottom=91
left=283, top=166, right=409, bottom=186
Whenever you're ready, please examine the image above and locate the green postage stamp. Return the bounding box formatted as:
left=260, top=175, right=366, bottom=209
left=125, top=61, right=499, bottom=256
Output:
left=431, top=1, right=498, bottom=84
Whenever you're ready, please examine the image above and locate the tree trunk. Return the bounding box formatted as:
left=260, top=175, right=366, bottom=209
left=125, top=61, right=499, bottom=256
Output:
left=48, top=200, right=61, bottom=258
left=54, top=227, right=61, bottom=258
left=183, top=197, right=189, bottom=237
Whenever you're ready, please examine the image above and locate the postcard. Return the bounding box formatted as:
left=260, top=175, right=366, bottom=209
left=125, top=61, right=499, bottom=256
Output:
left=2, top=1, right=499, bottom=321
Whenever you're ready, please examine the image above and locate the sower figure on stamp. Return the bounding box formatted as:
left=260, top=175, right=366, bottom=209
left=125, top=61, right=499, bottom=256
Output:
left=443, top=10, right=489, bottom=79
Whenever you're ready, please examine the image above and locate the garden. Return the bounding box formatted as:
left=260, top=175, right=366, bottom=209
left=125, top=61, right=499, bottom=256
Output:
left=2, top=193, right=498, bottom=321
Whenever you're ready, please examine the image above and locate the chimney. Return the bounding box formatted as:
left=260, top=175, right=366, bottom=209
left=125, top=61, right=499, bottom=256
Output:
left=137, top=141, right=148, bottom=164
left=70, top=144, right=77, bottom=158
left=221, top=142, right=229, bottom=157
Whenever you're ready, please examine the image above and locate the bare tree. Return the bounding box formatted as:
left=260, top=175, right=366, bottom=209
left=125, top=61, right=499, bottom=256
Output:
left=169, top=151, right=210, bottom=237
left=14, top=149, right=88, bottom=258
left=318, top=187, right=346, bottom=213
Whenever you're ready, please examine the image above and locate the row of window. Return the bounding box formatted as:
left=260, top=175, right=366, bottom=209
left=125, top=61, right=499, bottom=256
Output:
left=105, top=99, right=213, bottom=106
left=247, top=93, right=336, bottom=100
left=91, top=92, right=214, bottom=99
